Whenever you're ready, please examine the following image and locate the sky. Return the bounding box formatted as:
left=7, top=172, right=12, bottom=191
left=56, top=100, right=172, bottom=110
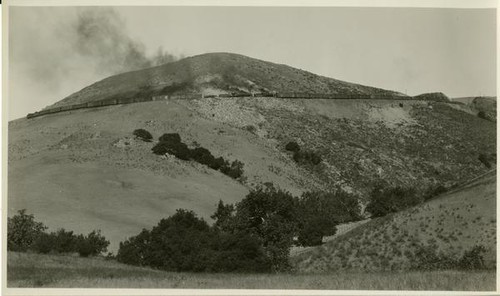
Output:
left=8, top=6, right=497, bottom=120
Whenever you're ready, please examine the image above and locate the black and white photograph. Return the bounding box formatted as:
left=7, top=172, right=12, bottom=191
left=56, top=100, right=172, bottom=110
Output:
left=3, top=0, right=498, bottom=294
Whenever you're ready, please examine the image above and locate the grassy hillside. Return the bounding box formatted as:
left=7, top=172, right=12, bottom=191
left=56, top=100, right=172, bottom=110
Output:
left=9, top=96, right=496, bottom=252
left=7, top=252, right=495, bottom=290
left=47, top=52, right=407, bottom=109
left=291, top=170, right=496, bottom=272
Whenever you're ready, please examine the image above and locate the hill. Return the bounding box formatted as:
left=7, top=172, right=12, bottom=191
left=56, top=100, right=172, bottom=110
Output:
left=8, top=53, right=496, bottom=253
left=452, top=96, right=496, bottom=121
left=47, top=52, right=407, bottom=109
left=413, top=92, right=450, bottom=102
left=291, top=170, right=496, bottom=272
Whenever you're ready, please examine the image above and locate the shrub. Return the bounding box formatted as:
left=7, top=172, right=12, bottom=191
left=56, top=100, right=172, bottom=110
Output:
left=152, top=141, right=191, bottom=160
left=211, top=200, right=235, bottom=232
left=293, top=150, right=321, bottom=165
left=208, top=157, right=225, bottom=170
left=366, top=184, right=421, bottom=217
left=116, top=229, right=152, bottom=266
left=190, top=147, right=216, bottom=166
left=8, top=209, right=47, bottom=252
left=285, top=141, right=300, bottom=152
left=133, top=129, right=153, bottom=142
left=32, top=232, right=56, bottom=254
left=76, top=230, right=110, bottom=257
left=297, top=216, right=335, bottom=246
left=51, top=229, right=78, bottom=253
left=459, top=245, right=486, bottom=270
left=158, top=133, right=181, bottom=143
left=245, top=125, right=257, bottom=134
left=478, top=153, right=492, bottom=169
left=221, top=160, right=244, bottom=179
left=477, top=111, right=487, bottom=120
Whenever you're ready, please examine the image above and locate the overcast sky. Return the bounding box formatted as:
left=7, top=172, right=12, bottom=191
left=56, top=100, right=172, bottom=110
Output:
left=9, top=6, right=496, bottom=120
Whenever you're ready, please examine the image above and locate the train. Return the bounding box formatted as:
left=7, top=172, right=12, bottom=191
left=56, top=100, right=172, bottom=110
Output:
left=26, top=91, right=412, bottom=119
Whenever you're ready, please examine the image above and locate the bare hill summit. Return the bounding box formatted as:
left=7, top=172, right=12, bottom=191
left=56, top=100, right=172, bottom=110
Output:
left=48, top=52, right=407, bottom=109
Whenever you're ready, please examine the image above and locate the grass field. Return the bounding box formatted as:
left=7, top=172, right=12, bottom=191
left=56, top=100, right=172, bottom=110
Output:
left=7, top=252, right=496, bottom=290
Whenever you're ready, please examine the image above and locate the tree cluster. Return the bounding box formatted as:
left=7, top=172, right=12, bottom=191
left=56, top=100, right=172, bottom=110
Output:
left=117, top=184, right=362, bottom=272
left=152, top=133, right=244, bottom=179
left=117, top=209, right=271, bottom=272
left=366, top=184, right=423, bottom=218
left=8, top=209, right=109, bottom=257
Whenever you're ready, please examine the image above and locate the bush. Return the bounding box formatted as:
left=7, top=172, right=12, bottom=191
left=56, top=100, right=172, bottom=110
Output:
left=152, top=141, right=191, bottom=160
left=32, top=232, right=56, bottom=254
left=285, top=141, right=300, bottom=152
left=208, top=157, right=225, bottom=170
left=116, top=229, right=152, bottom=266
left=293, top=150, right=322, bottom=165
left=190, top=147, right=216, bottom=166
left=76, top=230, right=110, bottom=257
left=133, top=129, right=153, bottom=142
left=366, top=184, right=421, bottom=217
left=459, top=245, right=486, bottom=270
left=158, top=133, right=181, bottom=143
left=296, top=189, right=361, bottom=246
left=8, top=209, right=47, bottom=252
left=211, top=200, right=235, bottom=232
left=477, top=111, right=487, bottom=120
left=478, top=153, right=492, bottom=169
left=221, top=160, right=244, bottom=179
left=297, top=216, right=335, bottom=246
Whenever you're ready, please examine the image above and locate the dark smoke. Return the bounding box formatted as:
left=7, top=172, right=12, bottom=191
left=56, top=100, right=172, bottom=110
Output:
left=74, top=8, right=179, bottom=74
left=9, top=7, right=182, bottom=119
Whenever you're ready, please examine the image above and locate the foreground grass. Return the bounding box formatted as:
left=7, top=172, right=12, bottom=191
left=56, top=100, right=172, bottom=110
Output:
left=7, top=252, right=495, bottom=290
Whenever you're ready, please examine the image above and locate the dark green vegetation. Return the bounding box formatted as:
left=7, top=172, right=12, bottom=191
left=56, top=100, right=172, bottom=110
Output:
left=8, top=210, right=109, bottom=257
left=8, top=252, right=495, bottom=290
left=151, top=132, right=244, bottom=179
left=117, top=209, right=270, bottom=273
left=284, top=140, right=322, bottom=166
left=117, top=184, right=361, bottom=272
left=366, top=185, right=422, bottom=217
left=132, top=129, right=153, bottom=142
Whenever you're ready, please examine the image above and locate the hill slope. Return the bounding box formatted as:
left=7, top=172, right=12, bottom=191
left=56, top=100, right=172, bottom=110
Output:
left=292, top=170, right=496, bottom=272
left=9, top=97, right=496, bottom=252
left=8, top=53, right=496, bottom=254
left=47, top=52, right=407, bottom=109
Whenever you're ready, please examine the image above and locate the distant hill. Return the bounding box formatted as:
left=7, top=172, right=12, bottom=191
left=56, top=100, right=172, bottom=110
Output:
left=452, top=96, right=496, bottom=122
left=47, top=52, right=408, bottom=109
left=292, top=170, right=496, bottom=272
left=413, top=92, right=450, bottom=102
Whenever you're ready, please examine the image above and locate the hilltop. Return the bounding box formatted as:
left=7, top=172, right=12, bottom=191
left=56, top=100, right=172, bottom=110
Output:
left=47, top=52, right=407, bottom=109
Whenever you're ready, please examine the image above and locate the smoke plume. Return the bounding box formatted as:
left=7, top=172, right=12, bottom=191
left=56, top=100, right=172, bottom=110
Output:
left=73, top=8, right=178, bottom=74
left=9, top=7, right=180, bottom=119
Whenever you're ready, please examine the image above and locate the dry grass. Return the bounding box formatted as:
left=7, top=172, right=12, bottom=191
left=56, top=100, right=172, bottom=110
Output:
left=292, top=171, right=496, bottom=272
left=7, top=252, right=495, bottom=290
